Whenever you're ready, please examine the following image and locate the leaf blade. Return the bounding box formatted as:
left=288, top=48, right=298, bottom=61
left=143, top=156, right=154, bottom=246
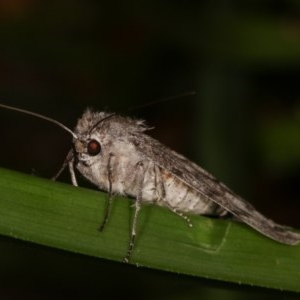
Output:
left=0, top=167, right=299, bottom=292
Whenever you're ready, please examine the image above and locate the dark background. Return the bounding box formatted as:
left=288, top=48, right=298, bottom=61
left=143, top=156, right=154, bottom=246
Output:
left=0, top=0, right=300, bottom=299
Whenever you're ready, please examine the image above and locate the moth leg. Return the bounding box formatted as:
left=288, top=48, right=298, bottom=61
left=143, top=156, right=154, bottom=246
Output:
left=51, top=162, right=67, bottom=181
left=154, top=165, right=192, bottom=228
left=52, top=150, right=74, bottom=181
left=153, top=165, right=166, bottom=202
left=163, top=202, right=193, bottom=228
left=68, top=157, right=78, bottom=186
left=124, top=161, right=144, bottom=263
left=99, top=153, right=114, bottom=231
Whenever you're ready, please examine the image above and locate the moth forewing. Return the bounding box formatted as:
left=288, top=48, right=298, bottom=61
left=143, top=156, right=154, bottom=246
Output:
left=0, top=103, right=299, bottom=263
left=129, top=132, right=300, bottom=246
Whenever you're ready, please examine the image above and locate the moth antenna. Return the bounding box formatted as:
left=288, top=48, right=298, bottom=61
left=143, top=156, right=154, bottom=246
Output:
left=88, top=92, right=196, bottom=134
left=127, top=91, right=196, bottom=112
left=88, top=113, right=116, bottom=135
left=0, top=103, right=78, bottom=139
left=88, top=91, right=196, bottom=134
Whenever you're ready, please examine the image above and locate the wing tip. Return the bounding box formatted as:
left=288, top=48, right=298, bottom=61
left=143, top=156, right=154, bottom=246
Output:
left=268, top=226, right=300, bottom=246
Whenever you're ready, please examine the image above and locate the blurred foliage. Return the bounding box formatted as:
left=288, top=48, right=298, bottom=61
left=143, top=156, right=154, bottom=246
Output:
left=259, top=104, right=300, bottom=171
left=0, top=0, right=300, bottom=299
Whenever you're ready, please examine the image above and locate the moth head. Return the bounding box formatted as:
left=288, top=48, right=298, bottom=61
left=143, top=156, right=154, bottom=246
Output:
left=74, top=138, right=101, bottom=156
left=70, top=110, right=107, bottom=165
left=72, top=108, right=149, bottom=166
left=71, top=136, right=101, bottom=166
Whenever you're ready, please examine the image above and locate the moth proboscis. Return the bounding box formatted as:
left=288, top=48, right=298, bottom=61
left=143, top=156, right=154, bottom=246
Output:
left=0, top=102, right=299, bottom=263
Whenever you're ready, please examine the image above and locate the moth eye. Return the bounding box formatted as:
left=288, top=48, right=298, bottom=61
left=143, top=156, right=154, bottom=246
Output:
left=87, top=139, right=101, bottom=156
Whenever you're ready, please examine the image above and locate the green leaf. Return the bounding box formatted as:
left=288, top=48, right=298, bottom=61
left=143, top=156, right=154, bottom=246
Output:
left=0, top=167, right=299, bottom=292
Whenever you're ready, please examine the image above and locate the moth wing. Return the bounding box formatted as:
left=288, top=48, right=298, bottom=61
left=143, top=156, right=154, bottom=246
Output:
left=130, top=133, right=300, bottom=245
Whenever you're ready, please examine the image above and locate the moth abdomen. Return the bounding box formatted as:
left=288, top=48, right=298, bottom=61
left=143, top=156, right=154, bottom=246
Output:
left=158, top=168, right=228, bottom=216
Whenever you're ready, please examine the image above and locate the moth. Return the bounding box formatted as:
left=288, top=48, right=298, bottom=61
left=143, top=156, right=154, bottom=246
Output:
left=0, top=102, right=299, bottom=262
